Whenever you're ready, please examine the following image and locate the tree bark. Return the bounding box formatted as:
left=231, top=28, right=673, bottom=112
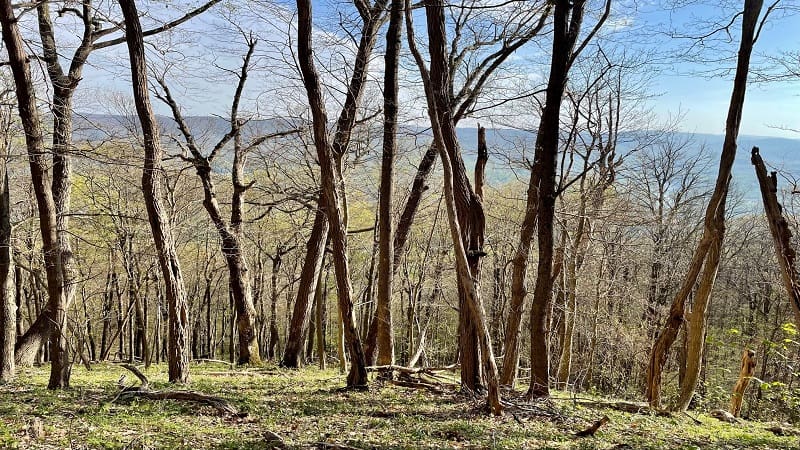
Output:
left=0, top=0, right=70, bottom=388
left=0, top=164, right=13, bottom=382
left=282, top=0, right=386, bottom=369
left=118, top=0, right=190, bottom=383
left=295, top=0, right=376, bottom=387
left=730, top=349, right=756, bottom=417
left=154, top=41, right=263, bottom=365
left=375, top=0, right=402, bottom=368
left=524, top=0, right=591, bottom=399
left=282, top=209, right=328, bottom=367
left=751, top=147, right=800, bottom=327
left=407, top=0, right=501, bottom=414
left=646, top=0, right=763, bottom=410
left=268, top=250, right=282, bottom=360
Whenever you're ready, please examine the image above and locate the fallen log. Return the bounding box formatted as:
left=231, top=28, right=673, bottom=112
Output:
left=388, top=379, right=445, bottom=394
left=113, top=364, right=242, bottom=417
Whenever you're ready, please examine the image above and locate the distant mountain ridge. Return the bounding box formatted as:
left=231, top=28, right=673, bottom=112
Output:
left=71, top=113, right=800, bottom=200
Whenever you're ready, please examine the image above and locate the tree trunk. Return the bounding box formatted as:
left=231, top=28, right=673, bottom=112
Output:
left=315, top=263, right=327, bottom=369
left=646, top=0, right=762, bottom=409
left=419, top=0, right=489, bottom=393
left=284, top=0, right=386, bottom=371
left=295, top=0, right=375, bottom=387
left=501, top=0, right=593, bottom=389
left=375, top=0, right=402, bottom=369
left=525, top=0, right=590, bottom=399
left=282, top=209, right=328, bottom=367
left=0, top=0, right=70, bottom=388
left=407, top=0, right=501, bottom=414
left=751, top=147, right=800, bottom=327
left=118, top=0, right=190, bottom=383
left=0, top=166, right=13, bottom=382
left=269, top=252, right=282, bottom=360
left=730, top=349, right=756, bottom=417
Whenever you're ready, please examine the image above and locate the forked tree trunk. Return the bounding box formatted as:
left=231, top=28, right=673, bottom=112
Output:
left=0, top=0, right=70, bottom=389
left=407, top=0, right=501, bottom=414
left=154, top=42, right=264, bottom=365
left=295, top=0, right=371, bottom=387
left=282, top=0, right=386, bottom=369
left=9, top=0, right=79, bottom=378
left=646, top=0, right=763, bottom=410
left=118, top=0, right=190, bottom=383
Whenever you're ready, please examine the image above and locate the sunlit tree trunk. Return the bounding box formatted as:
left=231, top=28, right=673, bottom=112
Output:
left=646, top=0, right=763, bottom=410
left=118, top=0, right=190, bottom=383
left=525, top=0, right=596, bottom=399
left=0, top=0, right=70, bottom=389
left=0, top=160, right=13, bottom=382
left=295, top=0, right=376, bottom=387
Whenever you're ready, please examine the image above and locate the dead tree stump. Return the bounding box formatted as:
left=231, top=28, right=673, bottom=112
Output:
left=729, top=349, right=756, bottom=418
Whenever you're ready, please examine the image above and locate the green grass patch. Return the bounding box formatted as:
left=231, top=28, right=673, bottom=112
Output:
left=0, top=363, right=795, bottom=449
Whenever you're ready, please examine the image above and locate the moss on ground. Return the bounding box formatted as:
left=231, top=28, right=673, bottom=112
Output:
left=0, top=363, right=796, bottom=449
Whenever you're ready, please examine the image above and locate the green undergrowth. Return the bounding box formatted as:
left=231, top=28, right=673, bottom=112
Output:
left=0, top=363, right=796, bottom=449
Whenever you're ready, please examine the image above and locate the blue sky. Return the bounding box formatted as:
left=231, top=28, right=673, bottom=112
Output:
left=629, top=1, right=800, bottom=138
left=71, top=0, right=800, bottom=139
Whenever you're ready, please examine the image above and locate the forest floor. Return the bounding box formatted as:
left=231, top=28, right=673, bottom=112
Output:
left=0, top=362, right=796, bottom=449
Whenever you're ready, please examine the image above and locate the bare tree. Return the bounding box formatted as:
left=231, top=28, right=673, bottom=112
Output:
left=751, top=147, right=800, bottom=327
left=0, top=0, right=70, bottom=389
left=13, top=0, right=220, bottom=371
left=375, top=0, right=403, bottom=367
left=0, top=89, right=13, bottom=383
left=502, top=0, right=610, bottom=389
left=406, top=0, right=501, bottom=414
left=154, top=35, right=298, bottom=365
left=282, top=0, right=388, bottom=370
left=118, top=0, right=191, bottom=383
left=294, top=0, right=380, bottom=387
left=646, top=0, right=766, bottom=410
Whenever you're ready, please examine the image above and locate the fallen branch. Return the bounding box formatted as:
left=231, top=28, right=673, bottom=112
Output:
left=313, top=442, right=363, bottom=449
left=682, top=411, right=702, bottom=425
left=574, top=400, right=655, bottom=414
left=113, top=364, right=242, bottom=417
left=120, top=363, right=149, bottom=390
left=575, top=416, right=610, bottom=437
left=192, top=358, right=235, bottom=368
left=388, top=379, right=445, bottom=394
